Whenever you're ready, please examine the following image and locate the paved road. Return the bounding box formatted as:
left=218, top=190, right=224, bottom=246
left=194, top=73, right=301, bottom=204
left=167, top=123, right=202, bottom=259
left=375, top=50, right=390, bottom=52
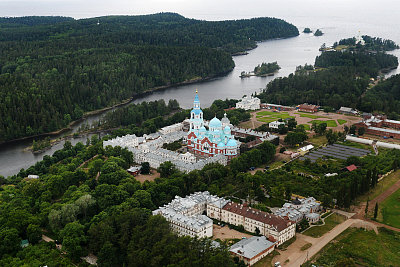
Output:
left=287, top=219, right=363, bottom=267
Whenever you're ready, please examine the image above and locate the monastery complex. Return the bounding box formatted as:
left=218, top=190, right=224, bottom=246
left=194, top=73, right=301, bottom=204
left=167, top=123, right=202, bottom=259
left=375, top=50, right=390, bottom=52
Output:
left=103, top=90, right=277, bottom=173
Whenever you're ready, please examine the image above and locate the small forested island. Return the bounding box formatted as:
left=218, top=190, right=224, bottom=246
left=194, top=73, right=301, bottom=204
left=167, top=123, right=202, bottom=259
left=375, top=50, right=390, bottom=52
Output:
left=314, top=29, right=323, bottom=36
left=240, top=62, right=280, bottom=78
left=0, top=13, right=299, bottom=143
left=303, top=28, right=312, bottom=33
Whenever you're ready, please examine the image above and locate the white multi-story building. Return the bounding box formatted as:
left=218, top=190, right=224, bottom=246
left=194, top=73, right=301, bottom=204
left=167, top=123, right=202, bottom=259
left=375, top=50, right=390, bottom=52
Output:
left=274, top=196, right=321, bottom=223
left=222, top=202, right=296, bottom=245
left=153, top=207, right=213, bottom=238
left=236, top=96, right=261, bottom=110
left=153, top=191, right=228, bottom=237
left=159, top=122, right=184, bottom=135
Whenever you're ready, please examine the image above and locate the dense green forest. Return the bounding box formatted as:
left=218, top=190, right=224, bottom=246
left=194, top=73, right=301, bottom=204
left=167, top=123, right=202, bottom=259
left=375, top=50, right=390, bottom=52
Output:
left=0, top=13, right=298, bottom=143
left=333, top=35, right=399, bottom=51
left=1, top=111, right=399, bottom=266
left=361, top=74, right=400, bottom=116
left=258, top=49, right=398, bottom=109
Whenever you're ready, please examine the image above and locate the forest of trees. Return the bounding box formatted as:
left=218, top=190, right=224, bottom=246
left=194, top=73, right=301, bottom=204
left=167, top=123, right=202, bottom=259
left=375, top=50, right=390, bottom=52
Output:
left=1, top=115, right=399, bottom=266
left=0, top=13, right=299, bottom=142
left=333, top=35, right=399, bottom=51
left=258, top=49, right=398, bottom=109
left=361, top=74, right=400, bottom=116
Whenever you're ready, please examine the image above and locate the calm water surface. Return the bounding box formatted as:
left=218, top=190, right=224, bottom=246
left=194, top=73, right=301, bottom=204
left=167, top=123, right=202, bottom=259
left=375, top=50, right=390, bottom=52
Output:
left=1, top=1, right=400, bottom=177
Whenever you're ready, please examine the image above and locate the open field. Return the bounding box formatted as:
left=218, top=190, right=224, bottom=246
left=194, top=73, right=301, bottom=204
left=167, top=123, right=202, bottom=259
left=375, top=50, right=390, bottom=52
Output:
left=257, top=117, right=278, bottom=123
left=378, top=187, right=400, bottom=229
left=303, top=213, right=347, bottom=238
left=309, top=227, right=400, bottom=267
left=309, top=119, right=338, bottom=127
left=134, top=170, right=160, bottom=183
left=308, top=135, right=328, bottom=146
left=337, top=119, right=347, bottom=125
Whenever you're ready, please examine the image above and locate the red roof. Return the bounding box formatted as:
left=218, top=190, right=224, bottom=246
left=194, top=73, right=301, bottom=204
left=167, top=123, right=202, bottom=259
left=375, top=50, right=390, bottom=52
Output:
left=345, top=164, right=357, bottom=172
left=222, top=202, right=293, bottom=232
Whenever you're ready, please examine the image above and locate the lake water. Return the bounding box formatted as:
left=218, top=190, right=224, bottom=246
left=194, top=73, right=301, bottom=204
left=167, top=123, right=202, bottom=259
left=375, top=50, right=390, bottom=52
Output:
left=1, top=0, right=400, bottom=177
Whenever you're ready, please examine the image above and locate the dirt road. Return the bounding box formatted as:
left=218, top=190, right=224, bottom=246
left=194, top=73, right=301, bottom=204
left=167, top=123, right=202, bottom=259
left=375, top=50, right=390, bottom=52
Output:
left=286, top=219, right=371, bottom=267
left=282, top=172, right=400, bottom=266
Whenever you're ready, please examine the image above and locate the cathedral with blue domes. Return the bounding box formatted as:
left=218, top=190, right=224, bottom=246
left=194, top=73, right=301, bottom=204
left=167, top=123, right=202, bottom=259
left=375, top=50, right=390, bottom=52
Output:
left=187, top=90, right=239, bottom=161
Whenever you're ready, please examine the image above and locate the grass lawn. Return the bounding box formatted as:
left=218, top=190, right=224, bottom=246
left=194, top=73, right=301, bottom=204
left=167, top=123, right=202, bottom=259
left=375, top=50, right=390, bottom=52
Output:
left=377, top=187, right=400, bottom=229
left=294, top=113, right=328, bottom=119
left=300, top=124, right=311, bottom=131
left=308, top=135, right=328, bottom=146
left=301, top=243, right=312, bottom=251
left=309, top=120, right=338, bottom=127
left=271, top=114, right=294, bottom=119
left=302, top=213, right=346, bottom=238
left=257, top=117, right=277, bottom=123
left=257, top=111, right=288, bottom=116
left=358, top=169, right=400, bottom=203
left=239, top=121, right=253, bottom=128
left=269, top=161, right=285, bottom=169
left=309, top=227, right=400, bottom=267
left=334, top=45, right=348, bottom=50
left=337, top=119, right=347, bottom=125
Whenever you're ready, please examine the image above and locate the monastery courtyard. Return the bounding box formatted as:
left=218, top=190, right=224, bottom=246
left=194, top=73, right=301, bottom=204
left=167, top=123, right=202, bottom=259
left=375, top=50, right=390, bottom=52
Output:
left=242, top=110, right=361, bottom=132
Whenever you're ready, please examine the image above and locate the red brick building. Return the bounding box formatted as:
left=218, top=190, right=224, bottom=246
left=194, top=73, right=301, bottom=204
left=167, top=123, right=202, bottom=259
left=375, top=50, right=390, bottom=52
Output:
left=354, top=115, right=400, bottom=139
left=297, top=104, right=318, bottom=113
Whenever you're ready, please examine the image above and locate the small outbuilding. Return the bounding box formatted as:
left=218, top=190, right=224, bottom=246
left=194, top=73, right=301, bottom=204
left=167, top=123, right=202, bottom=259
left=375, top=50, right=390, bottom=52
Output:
left=127, top=166, right=142, bottom=176
left=229, top=236, right=277, bottom=266
left=341, top=164, right=357, bottom=172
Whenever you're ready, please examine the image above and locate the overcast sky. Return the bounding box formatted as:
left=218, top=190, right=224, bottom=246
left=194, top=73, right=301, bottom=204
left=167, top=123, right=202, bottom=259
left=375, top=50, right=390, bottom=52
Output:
left=0, top=0, right=325, bottom=21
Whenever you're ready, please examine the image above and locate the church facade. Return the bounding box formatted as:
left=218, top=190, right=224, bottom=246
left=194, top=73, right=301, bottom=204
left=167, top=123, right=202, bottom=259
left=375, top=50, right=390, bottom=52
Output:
left=187, top=90, right=239, bottom=162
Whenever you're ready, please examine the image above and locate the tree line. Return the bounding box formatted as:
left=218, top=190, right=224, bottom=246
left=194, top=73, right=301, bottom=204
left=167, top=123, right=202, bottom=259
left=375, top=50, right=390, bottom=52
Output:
left=0, top=13, right=299, bottom=142
left=258, top=49, right=398, bottom=110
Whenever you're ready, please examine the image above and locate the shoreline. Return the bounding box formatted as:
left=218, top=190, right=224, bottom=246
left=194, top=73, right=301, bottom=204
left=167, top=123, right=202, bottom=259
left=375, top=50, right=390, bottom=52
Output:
left=0, top=67, right=234, bottom=147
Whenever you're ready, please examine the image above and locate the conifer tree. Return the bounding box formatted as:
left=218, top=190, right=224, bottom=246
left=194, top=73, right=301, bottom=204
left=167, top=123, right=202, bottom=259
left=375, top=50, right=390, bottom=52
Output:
left=374, top=202, right=378, bottom=219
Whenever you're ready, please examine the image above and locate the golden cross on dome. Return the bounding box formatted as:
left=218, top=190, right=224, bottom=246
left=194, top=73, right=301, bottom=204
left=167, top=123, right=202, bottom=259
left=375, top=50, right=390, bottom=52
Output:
left=196, top=87, right=198, bottom=94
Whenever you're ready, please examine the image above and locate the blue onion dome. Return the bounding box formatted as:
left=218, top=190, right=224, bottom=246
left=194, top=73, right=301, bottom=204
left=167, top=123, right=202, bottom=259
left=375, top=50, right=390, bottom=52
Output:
left=200, top=126, right=207, bottom=133
left=217, top=142, right=225, bottom=147
left=209, top=117, right=222, bottom=130
left=224, top=125, right=231, bottom=134
left=226, top=139, right=237, bottom=147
